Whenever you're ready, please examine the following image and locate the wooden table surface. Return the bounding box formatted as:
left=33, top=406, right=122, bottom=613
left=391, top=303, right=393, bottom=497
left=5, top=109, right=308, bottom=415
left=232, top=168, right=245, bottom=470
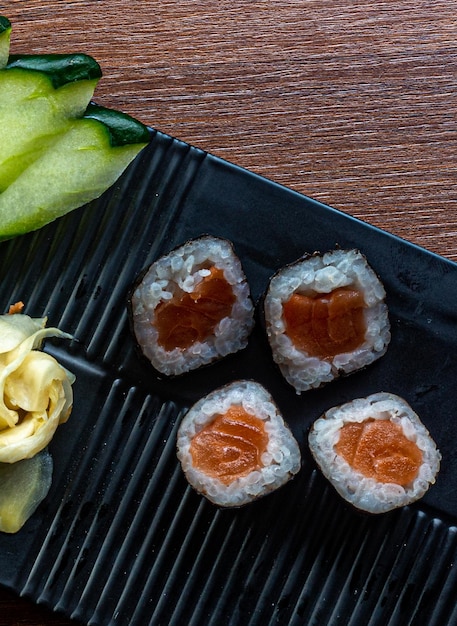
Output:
left=0, top=1, right=456, bottom=624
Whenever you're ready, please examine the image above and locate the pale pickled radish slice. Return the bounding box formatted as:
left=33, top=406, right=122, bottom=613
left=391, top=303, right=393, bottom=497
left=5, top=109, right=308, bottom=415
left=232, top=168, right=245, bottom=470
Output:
left=0, top=449, right=52, bottom=533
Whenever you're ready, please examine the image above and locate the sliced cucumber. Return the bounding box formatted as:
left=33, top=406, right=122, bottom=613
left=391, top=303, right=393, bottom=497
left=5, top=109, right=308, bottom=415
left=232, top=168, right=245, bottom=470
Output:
left=0, top=16, right=10, bottom=33
left=0, top=16, right=150, bottom=240
left=7, top=53, right=102, bottom=89
left=0, top=114, right=149, bottom=240
left=0, top=449, right=53, bottom=534
left=0, top=67, right=100, bottom=191
left=1, top=55, right=101, bottom=116
left=84, top=102, right=151, bottom=147
left=0, top=16, right=11, bottom=69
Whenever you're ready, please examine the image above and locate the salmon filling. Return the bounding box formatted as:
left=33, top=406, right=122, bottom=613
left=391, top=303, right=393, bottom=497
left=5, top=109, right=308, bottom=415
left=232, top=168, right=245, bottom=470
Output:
left=282, top=287, right=366, bottom=358
left=190, top=406, right=269, bottom=485
left=335, top=419, right=423, bottom=485
left=154, top=266, right=236, bottom=351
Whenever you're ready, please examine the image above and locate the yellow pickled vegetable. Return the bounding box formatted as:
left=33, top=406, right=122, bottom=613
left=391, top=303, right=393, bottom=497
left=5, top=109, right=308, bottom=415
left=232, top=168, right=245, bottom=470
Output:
left=0, top=312, right=75, bottom=463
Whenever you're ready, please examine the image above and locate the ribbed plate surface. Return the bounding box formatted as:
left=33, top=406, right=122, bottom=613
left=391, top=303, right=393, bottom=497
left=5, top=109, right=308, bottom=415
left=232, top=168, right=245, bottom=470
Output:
left=0, top=129, right=456, bottom=625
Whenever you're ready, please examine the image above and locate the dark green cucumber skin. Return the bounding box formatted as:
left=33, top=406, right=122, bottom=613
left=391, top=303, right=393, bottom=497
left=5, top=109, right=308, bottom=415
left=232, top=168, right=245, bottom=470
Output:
left=0, top=16, right=11, bottom=33
left=0, top=16, right=152, bottom=240
left=3, top=55, right=150, bottom=145
left=6, top=53, right=102, bottom=89
left=84, top=103, right=151, bottom=147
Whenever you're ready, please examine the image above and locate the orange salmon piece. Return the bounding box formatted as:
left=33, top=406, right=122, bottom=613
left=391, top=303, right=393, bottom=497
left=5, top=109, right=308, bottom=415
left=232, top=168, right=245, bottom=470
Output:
left=190, top=406, right=269, bottom=485
left=154, top=267, right=236, bottom=351
left=282, top=287, right=366, bottom=358
left=335, top=419, right=423, bottom=485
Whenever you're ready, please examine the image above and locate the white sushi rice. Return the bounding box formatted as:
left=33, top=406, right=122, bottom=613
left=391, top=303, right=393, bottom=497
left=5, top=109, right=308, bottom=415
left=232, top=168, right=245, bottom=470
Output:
left=308, top=392, right=441, bottom=513
left=177, top=381, right=301, bottom=507
left=264, top=249, right=391, bottom=393
left=130, top=236, right=255, bottom=376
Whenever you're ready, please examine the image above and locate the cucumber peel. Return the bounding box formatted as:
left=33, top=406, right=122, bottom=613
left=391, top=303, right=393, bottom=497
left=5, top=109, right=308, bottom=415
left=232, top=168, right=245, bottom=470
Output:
left=0, top=16, right=150, bottom=241
left=7, top=53, right=102, bottom=88
left=0, top=16, right=11, bottom=69
left=0, top=115, right=150, bottom=240
left=84, top=102, right=151, bottom=147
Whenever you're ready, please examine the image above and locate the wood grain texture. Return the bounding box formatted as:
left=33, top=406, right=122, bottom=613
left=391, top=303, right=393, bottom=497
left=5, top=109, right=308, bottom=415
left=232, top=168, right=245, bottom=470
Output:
left=0, top=1, right=456, bottom=624
left=4, top=0, right=457, bottom=260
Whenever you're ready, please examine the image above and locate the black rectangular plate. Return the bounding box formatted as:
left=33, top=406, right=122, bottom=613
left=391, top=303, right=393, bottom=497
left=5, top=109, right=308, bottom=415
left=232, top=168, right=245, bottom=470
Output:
left=1, top=129, right=457, bottom=626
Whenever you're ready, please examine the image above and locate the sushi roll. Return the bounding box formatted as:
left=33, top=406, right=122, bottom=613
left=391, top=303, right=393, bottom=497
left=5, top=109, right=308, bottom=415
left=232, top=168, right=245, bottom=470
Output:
left=308, top=392, right=441, bottom=513
left=263, top=249, right=390, bottom=393
left=129, top=236, right=255, bottom=376
left=177, top=380, right=301, bottom=507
